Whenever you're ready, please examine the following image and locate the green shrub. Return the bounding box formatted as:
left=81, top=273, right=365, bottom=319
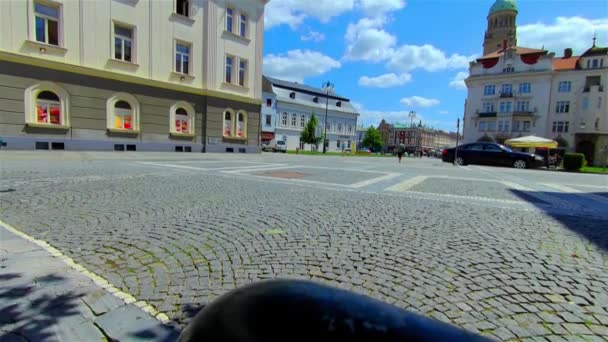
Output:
left=563, top=153, right=586, bottom=171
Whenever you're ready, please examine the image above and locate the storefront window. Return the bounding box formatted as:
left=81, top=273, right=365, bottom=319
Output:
left=36, top=91, right=61, bottom=125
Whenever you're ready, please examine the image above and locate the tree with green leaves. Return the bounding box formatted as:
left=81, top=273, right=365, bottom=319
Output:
left=300, top=112, right=320, bottom=151
left=362, top=126, right=383, bottom=152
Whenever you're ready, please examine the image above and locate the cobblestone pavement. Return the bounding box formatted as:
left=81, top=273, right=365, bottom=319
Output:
left=1, top=152, right=607, bottom=341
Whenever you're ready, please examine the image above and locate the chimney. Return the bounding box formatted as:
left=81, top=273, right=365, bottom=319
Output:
left=564, top=48, right=573, bottom=58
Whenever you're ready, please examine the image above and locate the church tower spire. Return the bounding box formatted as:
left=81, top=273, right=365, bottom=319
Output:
left=483, top=0, right=518, bottom=55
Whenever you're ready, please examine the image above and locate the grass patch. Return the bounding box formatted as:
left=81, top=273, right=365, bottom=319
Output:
left=580, top=166, right=608, bottom=174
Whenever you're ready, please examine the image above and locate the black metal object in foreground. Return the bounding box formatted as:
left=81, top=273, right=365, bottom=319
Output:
left=178, top=280, right=492, bottom=342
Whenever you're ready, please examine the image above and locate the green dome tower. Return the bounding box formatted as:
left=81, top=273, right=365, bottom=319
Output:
left=483, top=0, right=518, bottom=55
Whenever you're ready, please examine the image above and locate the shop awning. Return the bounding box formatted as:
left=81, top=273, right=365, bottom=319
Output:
left=504, top=135, right=558, bottom=148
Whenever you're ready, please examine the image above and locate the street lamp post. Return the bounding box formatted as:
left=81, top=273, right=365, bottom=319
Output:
left=408, top=111, right=416, bottom=152
left=322, top=81, right=334, bottom=154
left=417, top=121, right=423, bottom=158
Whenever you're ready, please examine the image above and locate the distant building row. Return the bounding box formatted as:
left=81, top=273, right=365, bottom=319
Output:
left=377, top=120, right=460, bottom=154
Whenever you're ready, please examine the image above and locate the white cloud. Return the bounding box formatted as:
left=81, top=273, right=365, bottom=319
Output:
left=439, top=110, right=449, bottom=115
left=300, top=29, right=326, bottom=42
left=344, top=17, right=397, bottom=62
left=449, top=71, right=469, bottom=90
left=358, top=73, right=412, bottom=88
left=265, top=0, right=356, bottom=29
left=358, top=0, right=406, bottom=16
left=400, top=96, right=440, bottom=108
left=263, top=50, right=341, bottom=83
left=388, top=45, right=475, bottom=72
left=518, top=17, right=608, bottom=55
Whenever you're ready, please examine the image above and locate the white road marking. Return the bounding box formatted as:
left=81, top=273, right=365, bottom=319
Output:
left=386, top=176, right=428, bottom=192
left=138, top=161, right=286, bottom=171
left=350, top=172, right=401, bottom=188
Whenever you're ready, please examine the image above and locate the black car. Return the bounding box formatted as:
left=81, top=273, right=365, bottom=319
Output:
left=441, top=142, right=545, bottom=169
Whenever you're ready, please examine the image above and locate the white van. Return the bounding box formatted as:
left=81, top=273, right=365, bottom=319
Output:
left=274, top=139, right=287, bottom=153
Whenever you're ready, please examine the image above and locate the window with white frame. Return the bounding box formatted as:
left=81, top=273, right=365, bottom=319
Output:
left=556, top=101, right=570, bottom=113
left=348, top=125, right=353, bottom=134
left=176, top=0, right=189, bottom=17
left=114, top=101, right=134, bottom=130
left=226, top=7, right=234, bottom=32
left=499, top=101, right=512, bottom=113
left=34, top=1, right=60, bottom=46
left=291, top=113, right=297, bottom=127
left=512, top=121, right=520, bottom=131
left=479, top=121, right=487, bottom=131
left=236, top=111, right=247, bottom=138
left=225, top=55, right=234, bottom=83
left=519, top=83, right=531, bottom=93
left=487, top=121, right=496, bottom=131
left=175, top=43, right=190, bottom=75
left=336, top=140, right=340, bottom=148
left=482, top=102, right=494, bottom=113
left=240, top=13, right=247, bottom=37
left=483, top=85, right=495, bottom=96
left=501, top=84, right=512, bottom=95
left=523, top=121, right=531, bottom=132
left=552, top=121, right=569, bottom=133
left=223, top=110, right=234, bottom=137
left=170, top=102, right=194, bottom=134
left=35, top=91, right=62, bottom=125
left=239, top=59, right=247, bottom=86
left=337, top=123, right=343, bottom=133
left=498, top=120, right=504, bottom=132
left=515, top=100, right=530, bottom=112
left=300, top=114, right=306, bottom=128
left=595, top=118, right=600, bottom=130
left=503, top=120, right=510, bottom=132
left=265, top=115, right=272, bottom=126
left=106, top=94, right=139, bottom=131
left=281, top=112, right=288, bottom=127
left=24, top=82, right=69, bottom=127
left=583, top=97, right=589, bottom=110
left=114, top=24, right=133, bottom=62
left=558, top=81, right=571, bottom=93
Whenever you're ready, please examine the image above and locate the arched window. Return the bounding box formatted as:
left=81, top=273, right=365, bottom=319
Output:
left=170, top=102, right=195, bottom=135
left=36, top=91, right=61, bottom=125
left=114, top=101, right=133, bottom=130
left=106, top=93, right=139, bottom=132
left=224, top=109, right=234, bottom=137
left=24, top=82, right=70, bottom=127
left=236, top=111, right=247, bottom=138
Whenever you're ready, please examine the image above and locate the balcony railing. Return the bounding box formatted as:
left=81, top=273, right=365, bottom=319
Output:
left=478, top=112, right=497, bottom=118
left=583, top=85, right=604, bottom=92
left=512, top=111, right=534, bottom=117
left=499, top=92, right=514, bottom=98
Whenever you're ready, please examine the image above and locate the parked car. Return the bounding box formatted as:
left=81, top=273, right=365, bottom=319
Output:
left=274, top=140, right=287, bottom=153
left=442, top=142, right=545, bottom=169
left=261, top=142, right=274, bottom=152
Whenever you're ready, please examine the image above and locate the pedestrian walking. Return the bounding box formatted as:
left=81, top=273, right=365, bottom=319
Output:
left=397, top=144, right=405, bottom=163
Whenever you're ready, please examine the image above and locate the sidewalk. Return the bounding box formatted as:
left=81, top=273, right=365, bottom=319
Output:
left=0, top=224, right=179, bottom=342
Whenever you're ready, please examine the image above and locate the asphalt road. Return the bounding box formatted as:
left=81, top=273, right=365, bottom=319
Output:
left=1, top=151, right=607, bottom=341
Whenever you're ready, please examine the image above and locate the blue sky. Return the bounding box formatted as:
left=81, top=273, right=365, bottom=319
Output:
left=262, top=0, right=608, bottom=132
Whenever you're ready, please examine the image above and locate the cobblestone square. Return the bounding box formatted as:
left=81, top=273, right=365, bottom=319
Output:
left=1, top=152, right=607, bottom=341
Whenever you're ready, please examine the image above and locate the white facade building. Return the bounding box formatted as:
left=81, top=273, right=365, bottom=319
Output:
left=464, top=0, right=608, bottom=165
left=263, top=77, right=359, bottom=152
left=0, top=0, right=268, bottom=152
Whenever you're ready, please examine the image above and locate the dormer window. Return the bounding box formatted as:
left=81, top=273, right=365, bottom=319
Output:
left=336, top=101, right=342, bottom=107
left=313, top=96, right=319, bottom=103
left=289, top=92, right=295, bottom=99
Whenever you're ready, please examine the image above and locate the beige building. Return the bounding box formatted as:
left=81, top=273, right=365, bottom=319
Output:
left=0, top=0, right=267, bottom=152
